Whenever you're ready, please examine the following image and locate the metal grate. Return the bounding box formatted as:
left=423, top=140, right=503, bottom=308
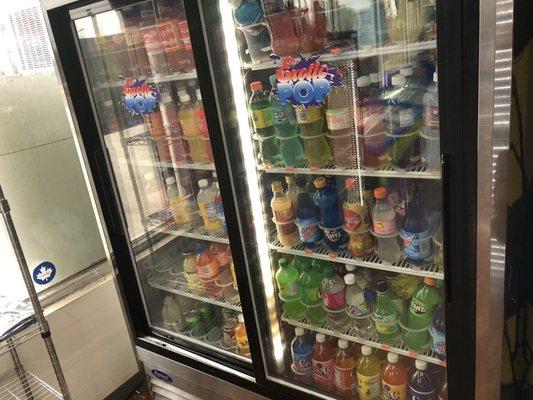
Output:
left=281, top=313, right=446, bottom=367
left=0, top=325, right=41, bottom=358
left=145, top=214, right=230, bottom=244
left=0, top=369, right=62, bottom=399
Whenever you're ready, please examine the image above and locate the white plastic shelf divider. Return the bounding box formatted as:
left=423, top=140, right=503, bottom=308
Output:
left=281, top=313, right=446, bottom=367
left=243, top=40, right=437, bottom=71
left=270, top=235, right=444, bottom=280
left=0, top=369, right=63, bottom=399
left=148, top=275, right=242, bottom=312
left=158, top=223, right=230, bottom=244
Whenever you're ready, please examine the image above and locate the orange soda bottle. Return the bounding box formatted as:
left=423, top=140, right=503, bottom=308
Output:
left=311, top=333, right=335, bottom=392
left=382, top=352, right=408, bottom=400
left=235, top=314, right=250, bottom=356
left=334, top=339, right=357, bottom=398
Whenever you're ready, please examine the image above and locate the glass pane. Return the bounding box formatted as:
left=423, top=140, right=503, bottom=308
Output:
left=73, top=0, right=251, bottom=362
left=202, top=0, right=446, bottom=396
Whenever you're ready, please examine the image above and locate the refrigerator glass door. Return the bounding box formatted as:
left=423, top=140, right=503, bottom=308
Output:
left=201, top=0, right=447, bottom=397
left=72, top=0, right=251, bottom=363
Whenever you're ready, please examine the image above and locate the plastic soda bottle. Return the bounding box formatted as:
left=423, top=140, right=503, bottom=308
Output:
left=344, top=273, right=375, bottom=338
left=249, top=81, right=281, bottom=165
left=407, top=277, right=440, bottom=329
left=195, top=243, right=219, bottom=279
left=271, top=181, right=300, bottom=246
left=295, top=177, right=322, bottom=247
left=343, top=178, right=372, bottom=233
left=161, top=296, right=182, bottom=330
left=423, top=72, right=439, bottom=138
left=292, top=327, right=313, bottom=373
left=197, top=179, right=224, bottom=234
left=321, top=265, right=347, bottom=329
left=382, top=352, right=408, bottom=400
left=178, top=90, right=210, bottom=164
left=311, top=333, right=335, bottom=392
left=408, top=360, right=437, bottom=399
left=356, top=345, right=382, bottom=399
left=300, top=262, right=327, bottom=324
left=285, top=175, right=299, bottom=213
left=437, top=370, right=448, bottom=400
left=275, top=258, right=300, bottom=299
left=372, top=280, right=400, bottom=344
left=401, top=191, right=433, bottom=267
left=214, top=182, right=227, bottom=233
left=235, top=314, right=250, bottom=356
left=269, top=75, right=305, bottom=166
left=313, top=177, right=348, bottom=250
left=296, top=105, right=332, bottom=166
left=165, top=176, right=192, bottom=226
left=334, top=339, right=357, bottom=398
left=289, top=255, right=308, bottom=273
left=431, top=300, right=446, bottom=359
left=372, top=187, right=397, bottom=235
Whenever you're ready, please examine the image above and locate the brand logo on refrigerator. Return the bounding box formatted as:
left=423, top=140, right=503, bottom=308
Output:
left=121, top=76, right=161, bottom=116
left=32, top=261, right=56, bottom=285
left=272, top=48, right=342, bottom=108
left=151, top=369, right=173, bottom=383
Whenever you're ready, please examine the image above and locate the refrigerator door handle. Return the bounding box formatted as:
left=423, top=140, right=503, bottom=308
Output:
left=441, top=152, right=452, bottom=302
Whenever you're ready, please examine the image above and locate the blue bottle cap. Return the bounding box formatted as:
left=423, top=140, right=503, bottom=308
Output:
left=234, top=1, right=262, bottom=26
left=195, top=243, right=205, bottom=253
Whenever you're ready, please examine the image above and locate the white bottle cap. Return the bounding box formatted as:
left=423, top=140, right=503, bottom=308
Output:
left=144, top=172, right=154, bottom=180
left=361, top=345, right=372, bottom=356
left=369, top=72, right=380, bottom=83
left=400, top=67, right=414, bottom=77
left=196, top=88, right=202, bottom=101
left=338, top=339, right=348, bottom=349
left=179, top=91, right=191, bottom=102
left=238, top=313, right=245, bottom=323
left=391, top=74, right=406, bottom=86
left=344, top=274, right=356, bottom=285
left=415, top=359, right=427, bottom=370
left=295, top=327, right=305, bottom=336
left=345, top=264, right=357, bottom=272
left=316, top=333, right=326, bottom=343
left=387, top=352, right=399, bottom=363
left=433, top=72, right=438, bottom=83
left=165, top=177, right=176, bottom=185
left=357, top=76, right=371, bottom=87
left=198, top=179, right=208, bottom=188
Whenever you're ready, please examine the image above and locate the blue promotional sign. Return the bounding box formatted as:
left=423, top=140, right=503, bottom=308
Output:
left=32, top=261, right=56, bottom=285
left=121, top=76, right=161, bottom=116
left=151, top=369, right=173, bottom=383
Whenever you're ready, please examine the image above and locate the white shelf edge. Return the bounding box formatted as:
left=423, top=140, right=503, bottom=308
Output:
left=156, top=224, right=230, bottom=244
left=96, top=70, right=198, bottom=90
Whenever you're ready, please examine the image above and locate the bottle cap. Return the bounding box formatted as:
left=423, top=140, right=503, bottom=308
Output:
left=313, top=177, right=326, bottom=189
left=285, top=175, right=295, bottom=184
left=250, top=81, right=263, bottom=91
left=199, top=179, right=208, bottom=188
left=345, top=178, right=356, bottom=189
left=400, top=67, right=414, bottom=77
left=144, top=172, right=154, bottom=180
left=195, top=243, right=205, bottom=253
left=165, top=177, right=176, bottom=185
left=415, top=359, right=427, bottom=370
left=238, top=313, right=245, bottom=323
left=370, top=72, right=380, bottom=83
left=196, top=88, right=202, bottom=101
left=433, top=72, right=438, bottom=82
left=356, top=76, right=371, bottom=87
left=391, top=74, right=406, bottom=86
left=344, top=273, right=356, bottom=285
left=385, top=272, right=398, bottom=279
left=316, top=333, right=326, bottom=343
left=338, top=339, right=348, bottom=349
left=295, top=327, right=305, bottom=336
left=278, top=258, right=288, bottom=268
left=179, top=91, right=191, bottom=102
left=361, top=345, right=372, bottom=356
left=374, top=187, right=387, bottom=199
left=182, top=249, right=193, bottom=257
left=345, top=264, right=357, bottom=272
left=271, top=181, right=283, bottom=192
left=364, top=290, right=375, bottom=302
left=387, top=352, right=399, bottom=363
left=376, top=280, right=389, bottom=294
left=424, top=277, right=437, bottom=286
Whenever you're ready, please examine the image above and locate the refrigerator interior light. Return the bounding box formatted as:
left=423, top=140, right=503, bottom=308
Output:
left=218, top=0, right=285, bottom=367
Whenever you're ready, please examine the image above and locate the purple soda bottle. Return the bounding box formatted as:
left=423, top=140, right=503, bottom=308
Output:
left=431, top=300, right=446, bottom=359
left=408, top=360, right=437, bottom=400
left=401, top=190, right=433, bottom=267
left=313, top=177, right=348, bottom=250
left=296, top=177, right=322, bottom=247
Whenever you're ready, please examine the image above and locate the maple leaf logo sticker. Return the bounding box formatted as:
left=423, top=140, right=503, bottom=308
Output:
left=32, top=262, right=56, bottom=285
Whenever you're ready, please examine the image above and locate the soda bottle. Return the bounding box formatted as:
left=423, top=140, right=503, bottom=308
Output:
left=271, top=181, right=300, bottom=246
left=407, top=277, right=440, bottom=329
left=285, top=175, right=299, bottom=213
left=334, top=339, right=357, bottom=398
left=372, top=187, right=397, bottom=235
left=372, top=280, right=400, bottom=345
left=296, top=105, right=332, bottom=167
left=139, top=5, right=167, bottom=75
left=343, top=178, right=372, bottom=233
left=295, top=177, right=322, bottom=247
left=197, top=179, right=224, bottom=234
left=214, top=182, right=227, bottom=233
left=369, top=72, right=381, bottom=94
left=311, top=258, right=330, bottom=276
left=275, top=258, right=300, bottom=300
left=401, top=191, right=433, bottom=267
left=178, top=90, right=210, bottom=164
left=161, top=296, right=182, bottom=330
left=165, top=176, right=192, bottom=226
left=249, top=81, right=281, bottom=165
left=313, top=177, right=348, bottom=250
left=291, top=327, right=312, bottom=372
left=235, top=314, right=250, bottom=356
left=195, top=243, right=219, bottom=279
left=356, top=76, right=374, bottom=133
left=420, top=72, right=440, bottom=170
left=321, top=265, right=347, bottom=329
left=431, top=300, right=446, bottom=359
left=290, top=255, right=308, bottom=273
left=155, top=0, right=191, bottom=72
left=356, top=345, right=381, bottom=400
left=269, top=75, right=305, bottom=166
left=408, top=360, right=437, bottom=399
left=437, top=370, right=447, bottom=400
left=300, top=262, right=327, bottom=324
left=344, top=273, right=375, bottom=338
left=386, top=272, right=406, bottom=317
left=194, top=88, right=214, bottom=163
left=382, top=352, right=408, bottom=400
left=145, top=110, right=172, bottom=161
left=311, top=333, right=335, bottom=392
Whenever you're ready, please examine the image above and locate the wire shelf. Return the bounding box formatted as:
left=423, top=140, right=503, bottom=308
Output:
left=0, top=325, right=41, bottom=358
left=0, top=369, right=62, bottom=399
left=281, top=313, right=446, bottom=367
left=96, top=70, right=197, bottom=89
left=146, top=213, right=230, bottom=244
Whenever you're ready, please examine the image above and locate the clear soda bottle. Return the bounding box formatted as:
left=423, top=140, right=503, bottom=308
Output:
left=165, top=176, right=192, bottom=227
left=197, top=179, right=224, bottom=234
left=372, top=280, right=400, bottom=345
left=344, top=273, right=375, bottom=338
left=285, top=175, right=299, bottom=213
left=372, top=187, right=403, bottom=263
left=401, top=190, right=433, bottom=267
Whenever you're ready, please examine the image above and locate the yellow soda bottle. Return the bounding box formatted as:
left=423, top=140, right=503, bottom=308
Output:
left=235, top=314, right=250, bottom=356
left=296, top=105, right=332, bottom=167
left=178, top=90, right=210, bottom=164
left=357, top=346, right=382, bottom=400
left=271, top=181, right=300, bottom=246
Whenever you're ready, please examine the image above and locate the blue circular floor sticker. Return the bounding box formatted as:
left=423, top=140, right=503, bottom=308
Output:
left=32, top=262, right=56, bottom=285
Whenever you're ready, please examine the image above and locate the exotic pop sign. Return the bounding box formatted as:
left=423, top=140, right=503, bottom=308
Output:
left=121, top=75, right=161, bottom=116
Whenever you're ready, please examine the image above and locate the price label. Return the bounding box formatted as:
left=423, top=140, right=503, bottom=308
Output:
left=380, top=344, right=390, bottom=350
left=285, top=167, right=295, bottom=173
left=409, top=351, right=417, bottom=358
left=310, top=166, right=318, bottom=172
left=328, top=252, right=337, bottom=259
left=264, top=164, right=271, bottom=170
left=439, top=360, right=447, bottom=367
left=304, top=248, right=313, bottom=254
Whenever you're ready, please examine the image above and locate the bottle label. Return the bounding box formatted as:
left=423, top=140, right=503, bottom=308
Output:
left=274, top=208, right=294, bottom=223
left=323, top=227, right=345, bottom=244
left=312, top=358, right=334, bottom=388
left=431, top=325, right=446, bottom=357
left=409, top=298, right=435, bottom=322
left=275, top=220, right=298, bottom=236
left=296, top=106, right=321, bottom=124
left=399, top=108, right=415, bottom=127
left=344, top=204, right=370, bottom=232
left=347, top=301, right=368, bottom=317
left=334, top=364, right=356, bottom=392
left=278, top=281, right=299, bottom=298
left=196, top=260, right=218, bottom=278
left=325, top=109, right=350, bottom=130
left=169, top=197, right=191, bottom=225
left=408, top=385, right=436, bottom=400
left=382, top=380, right=407, bottom=400
left=251, top=108, right=273, bottom=129
left=199, top=202, right=223, bottom=231
left=301, top=286, right=321, bottom=305
left=156, top=20, right=183, bottom=52
left=272, top=108, right=288, bottom=124
left=373, top=217, right=397, bottom=235
left=292, top=348, right=312, bottom=372
left=424, top=105, right=440, bottom=130
left=373, top=313, right=399, bottom=335
left=296, top=217, right=321, bottom=243
left=402, top=229, right=433, bottom=260
left=323, top=290, right=345, bottom=309
left=177, top=20, right=192, bottom=50
left=357, top=373, right=381, bottom=399
left=140, top=25, right=163, bottom=55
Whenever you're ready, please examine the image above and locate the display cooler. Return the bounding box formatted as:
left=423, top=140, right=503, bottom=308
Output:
left=44, top=0, right=512, bottom=399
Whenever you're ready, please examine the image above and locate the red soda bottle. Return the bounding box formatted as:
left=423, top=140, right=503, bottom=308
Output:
left=311, top=333, right=335, bottom=392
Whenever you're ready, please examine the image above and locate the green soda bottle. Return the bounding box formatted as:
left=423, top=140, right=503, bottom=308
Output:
left=372, top=280, right=400, bottom=345
left=300, top=262, right=327, bottom=324
left=275, top=258, right=305, bottom=319
left=311, top=258, right=330, bottom=276
left=290, top=255, right=308, bottom=273
left=295, top=105, right=332, bottom=167
left=249, top=81, right=281, bottom=165
left=407, top=277, right=440, bottom=329
left=269, top=76, right=306, bottom=167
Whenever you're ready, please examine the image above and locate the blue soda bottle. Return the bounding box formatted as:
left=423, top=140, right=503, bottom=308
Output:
left=401, top=190, right=433, bottom=267
left=296, top=177, right=322, bottom=247
left=408, top=360, right=437, bottom=400
left=313, top=177, right=347, bottom=251
left=291, top=327, right=313, bottom=372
